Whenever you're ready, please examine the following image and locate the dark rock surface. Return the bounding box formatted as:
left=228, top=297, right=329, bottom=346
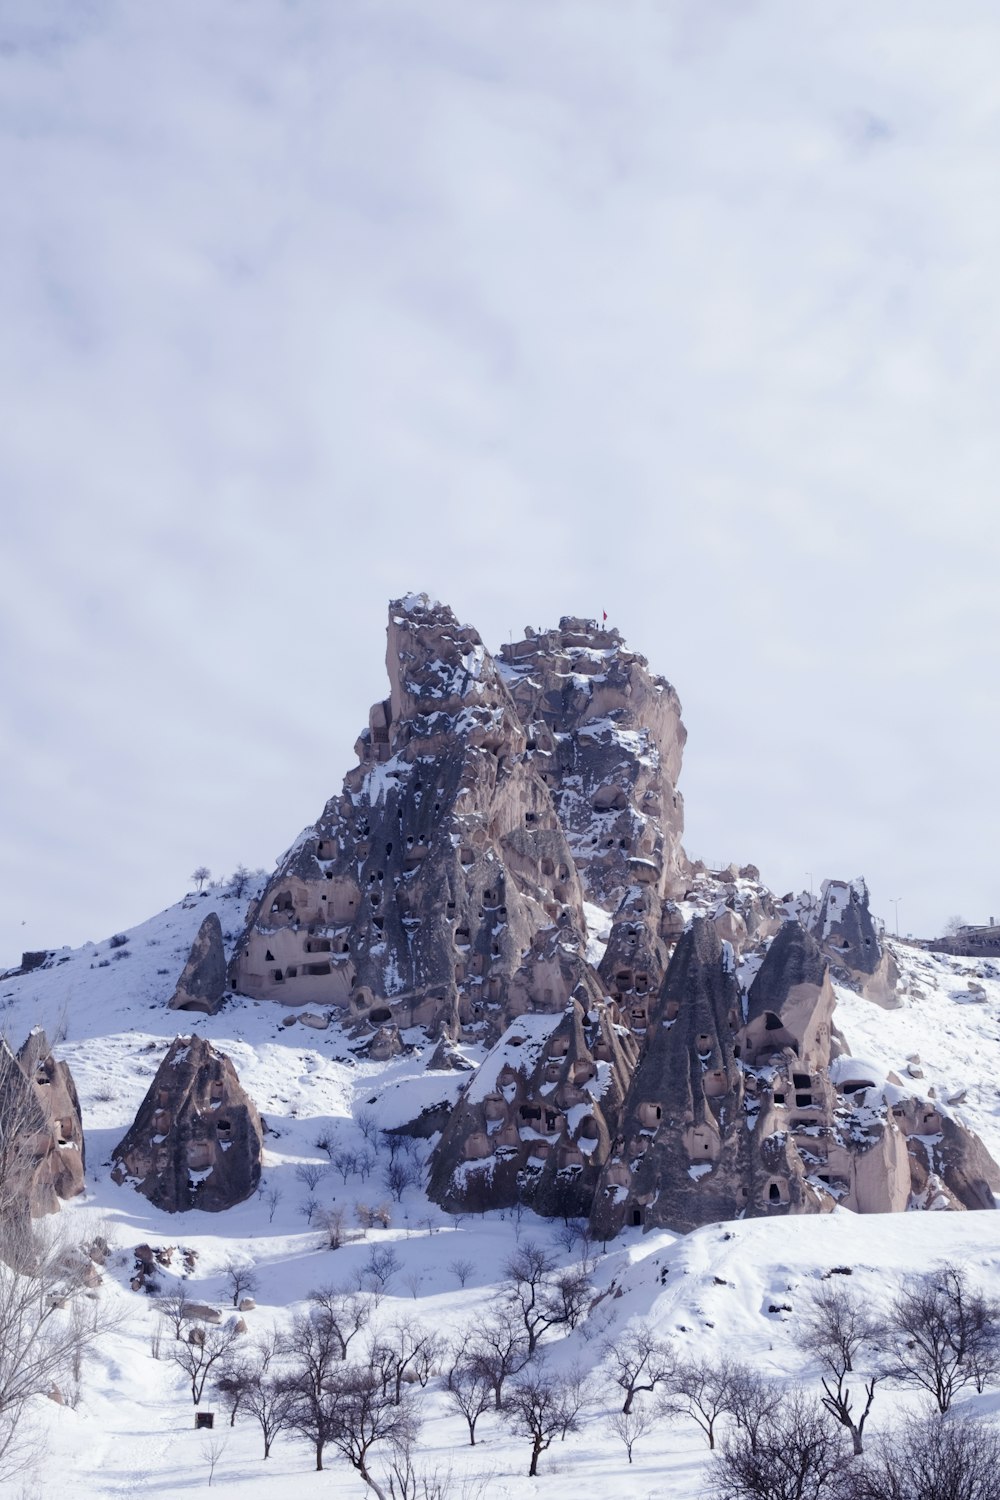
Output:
left=169, top=912, right=227, bottom=1014
left=111, top=1035, right=262, bottom=1213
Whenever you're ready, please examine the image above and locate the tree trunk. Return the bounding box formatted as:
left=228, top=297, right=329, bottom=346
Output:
left=529, top=1438, right=541, bottom=1478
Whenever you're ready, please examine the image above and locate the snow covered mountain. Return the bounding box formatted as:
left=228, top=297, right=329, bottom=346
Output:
left=4, top=598, right=1000, bottom=1498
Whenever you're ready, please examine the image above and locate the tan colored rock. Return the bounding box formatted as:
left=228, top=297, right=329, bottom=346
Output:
left=0, top=1031, right=86, bottom=1220
left=232, top=596, right=595, bottom=1043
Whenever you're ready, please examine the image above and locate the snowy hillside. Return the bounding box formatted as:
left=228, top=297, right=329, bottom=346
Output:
left=4, top=890, right=1000, bottom=1498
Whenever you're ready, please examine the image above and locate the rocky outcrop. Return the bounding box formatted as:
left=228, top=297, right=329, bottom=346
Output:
left=809, top=878, right=900, bottom=1005
left=497, top=618, right=687, bottom=911
left=231, top=598, right=613, bottom=1043
left=887, top=1096, right=1000, bottom=1211
left=592, top=918, right=749, bottom=1237
left=169, top=912, right=227, bottom=1014
left=428, top=981, right=637, bottom=1218
left=111, top=1036, right=262, bottom=1213
left=230, top=595, right=992, bottom=1234
left=0, top=1031, right=85, bottom=1219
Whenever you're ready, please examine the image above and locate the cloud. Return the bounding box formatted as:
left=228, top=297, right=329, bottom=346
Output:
left=1, top=0, right=999, bottom=963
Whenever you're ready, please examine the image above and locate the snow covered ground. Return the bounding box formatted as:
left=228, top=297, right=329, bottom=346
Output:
left=5, top=901, right=1000, bottom=1498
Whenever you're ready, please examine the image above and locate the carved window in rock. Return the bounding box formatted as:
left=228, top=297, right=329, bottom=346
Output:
left=187, top=1141, right=211, bottom=1171
left=271, top=892, right=294, bottom=914
left=704, top=1070, right=727, bottom=1098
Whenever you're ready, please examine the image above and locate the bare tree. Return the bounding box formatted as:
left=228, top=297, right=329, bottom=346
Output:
left=332, top=1148, right=358, bottom=1183
left=299, top=1196, right=320, bottom=1226
left=363, top=1246, right=401, bottom=1295
left=602, top=1319, right=675, bottom=1413
left=503, top=1240, right=570, bottom=1354
left=357, top=1148, right=378, bottom=1182
left=191, top=866, right=211, bottom=891
left=449, top=1258, right=475, bottom=1289
left=878, top=1261, right=1000, bottom=1413
left=467, top=1308, right=532, bottom=1409
left=712, top=1392, right=846, bottom=1500
left=227, top=864, right=253, bottom=898
left=845, top=1414, right=1000, bottom=1500
left=214, top=1352, right=255, bottom=1426
left=224, top=1259, right=258, bottom=1308
left=234, top=1330, right=295, bottom=1459
left=549, top=1265, right=593, bottom=1331
left=282, top=1306, right=349, bottom=1471
left=503, top=1367, right=583, bottom=1478
left=606, top=1403, right=657, bottom=1464
left=325, top=1365, right=420, bottom=1500
left=265, top=1186, right=283, bottom=1223
left=156, top=1287, right=194, bottom=1340
left=724, top=1364, right=787, bottom=1454
left=383, top=1158, right=422, bottom=1202
left=371, top=1319, right=445, bottom=1405
left=445, top=1361, right=494, bottom=1445
left=0, top=1212, right=117, bottom=1481
left=382, top=1448, right=496, bottom=1500
left=307, top=1286, right=370, bottom=1360
left=317, top=1206, right=349, bottom=1250
left=797, top=1284, right=879, bottom=1454
left=170, top=1320, right=244, bottom=1404
left=296, top=1162, right=328, bottom=1192
left=357, top=1110, right=379, bottom=1143
left=202, top=1432, right=228, bottom=1486
left=668, top=1357, right=737, bottom=1449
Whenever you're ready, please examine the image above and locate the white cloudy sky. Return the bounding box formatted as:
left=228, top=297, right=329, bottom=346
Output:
left=2, top=1, right=999, bottom=968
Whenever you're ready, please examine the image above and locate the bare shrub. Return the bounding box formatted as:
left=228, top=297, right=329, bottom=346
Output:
left=846, top=1415, right=1000, bottom=1500
left=878, top=1261, right=1000, bottom=1413
left=712, top=1392, right=845, bottom=1500
left=448, top=1258, right=475, bottom=1289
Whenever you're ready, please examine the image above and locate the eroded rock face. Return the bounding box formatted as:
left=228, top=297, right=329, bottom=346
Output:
left=228, top=595, right=993, bottom=1233
left=584, top=917, right=1000, bottom=1235
left=0, top=1031, right=86, bottom=1219
left=497, top=618, right=686, bottom=911
left=809, top=878, right=900, bottom=1005
left=111, top=1036, right=262, bottom=1213
left=592, top=918, right=749, bottom=1237
left=428, top=982, right=637, bottom=1218
left=231, top=598, right=619, bottom=1043
left=169, top=912, right=227, bottom=1014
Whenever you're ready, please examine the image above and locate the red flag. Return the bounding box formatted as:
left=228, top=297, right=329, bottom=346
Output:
left=602, top=610, right=607, bottom=623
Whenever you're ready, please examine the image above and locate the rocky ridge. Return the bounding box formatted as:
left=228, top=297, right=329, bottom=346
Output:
left=223, top=593, right=999, bottom=1234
